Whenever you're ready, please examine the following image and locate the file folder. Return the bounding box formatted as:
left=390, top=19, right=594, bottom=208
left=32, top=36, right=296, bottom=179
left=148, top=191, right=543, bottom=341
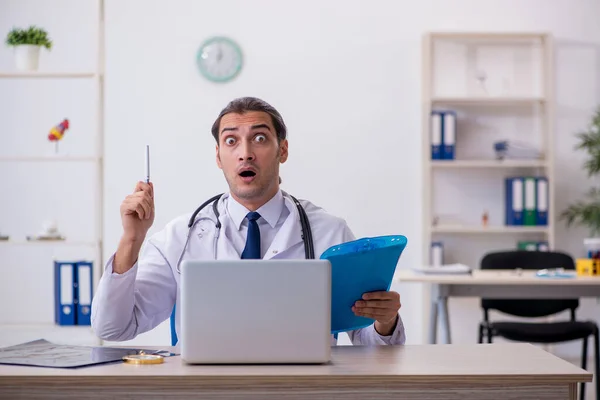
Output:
left=75, top=261, right=93, bottom=326
left=537, top=241, right=549, bottom=251
left=320, top=235, right=407, bottom=334
left=442, top=111, right=456, bottom=160
left=536, top=176, right=548, bottom=225
left=523, top=177, right=536, bottom=226
left=517, top=241, right=538, bottom=251
left=430, top=111, right=443, bottom=160
left=54, top=261, right=76, bottom=326
left=505, top=177, right=524, bottom=225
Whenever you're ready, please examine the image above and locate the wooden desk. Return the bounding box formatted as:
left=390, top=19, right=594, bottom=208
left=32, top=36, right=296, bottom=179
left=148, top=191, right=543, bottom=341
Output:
left=398, top=269, right=600, bottom=344
left=0, top=344, right=591, bottom=400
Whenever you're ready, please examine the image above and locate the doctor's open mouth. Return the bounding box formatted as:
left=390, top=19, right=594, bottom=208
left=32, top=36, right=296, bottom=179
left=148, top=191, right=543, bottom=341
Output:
left=239, top=168, right=257, bottom=183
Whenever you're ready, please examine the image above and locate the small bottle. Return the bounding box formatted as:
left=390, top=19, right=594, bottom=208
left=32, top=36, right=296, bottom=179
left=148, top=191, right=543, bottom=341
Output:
left=482, top=211, right=489, bottom=227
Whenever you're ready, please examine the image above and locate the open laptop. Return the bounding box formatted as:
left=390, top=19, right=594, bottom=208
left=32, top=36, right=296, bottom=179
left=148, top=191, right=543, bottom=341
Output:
left=179, top=259, right=332, bottom=364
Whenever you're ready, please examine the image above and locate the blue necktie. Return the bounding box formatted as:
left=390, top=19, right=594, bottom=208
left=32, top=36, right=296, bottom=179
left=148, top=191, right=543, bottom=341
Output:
left=241, top=211, right=261, bottom=259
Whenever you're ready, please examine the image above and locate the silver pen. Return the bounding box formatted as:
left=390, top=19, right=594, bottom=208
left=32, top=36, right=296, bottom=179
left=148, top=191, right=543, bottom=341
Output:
left=145, top=144, right=150, bottom=183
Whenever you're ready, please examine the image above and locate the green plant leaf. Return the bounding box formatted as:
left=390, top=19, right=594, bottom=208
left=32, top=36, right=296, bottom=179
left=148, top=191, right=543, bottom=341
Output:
left=560, top=187, right=600, bottom=236
left=5, top=25, right=52, bottom=49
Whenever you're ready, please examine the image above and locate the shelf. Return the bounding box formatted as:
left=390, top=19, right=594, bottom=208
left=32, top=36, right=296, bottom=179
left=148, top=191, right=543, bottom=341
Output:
left=431, top=96, right=545, bottom=106
left=0, top=156, right=101, bottom=162
left=429, top=32, right=548, bottom=41
left=0, top=72, right=99, bottom=79
left=0, top=239, right=98, bottom=247
left=431, top=225, right=549, bottom=234
left=430, top=160, right=547, bottom=169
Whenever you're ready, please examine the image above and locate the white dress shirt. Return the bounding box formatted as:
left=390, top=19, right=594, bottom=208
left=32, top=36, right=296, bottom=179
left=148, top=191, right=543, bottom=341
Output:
left=226, top=189, right=288, bottom=258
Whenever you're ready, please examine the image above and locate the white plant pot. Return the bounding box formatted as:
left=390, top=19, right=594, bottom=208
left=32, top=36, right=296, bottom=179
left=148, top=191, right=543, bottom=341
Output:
left=13, top=45, right=41, bottom=71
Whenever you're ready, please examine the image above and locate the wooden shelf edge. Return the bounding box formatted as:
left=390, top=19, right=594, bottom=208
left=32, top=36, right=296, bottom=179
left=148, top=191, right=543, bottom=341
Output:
left=0, top=239, right=99, bottom=247
left=431, top=96, right=546, bottom=104
left=431, top=226, right=549, bottom=233
left=0, top=156, right=101, bottom=162
left=0, top=72, right=100, bottom=78
left=427, top=32, right=550, bottom=40
left=430, top=160, right=547, bottom=168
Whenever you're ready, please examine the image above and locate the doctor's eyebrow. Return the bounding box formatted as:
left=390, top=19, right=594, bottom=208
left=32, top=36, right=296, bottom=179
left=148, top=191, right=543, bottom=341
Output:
left=250, top=124, right=271, bottom=131
left=220, top=124, right=272, bottom=135
left=220, top=127, right=238, bottom=134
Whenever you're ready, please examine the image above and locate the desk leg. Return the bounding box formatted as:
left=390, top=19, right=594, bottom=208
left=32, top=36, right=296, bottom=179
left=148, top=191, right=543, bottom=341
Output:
left=439, top=296, right=451, bottom=344
left=429, top=296, right=438, bottom=344
left=430, top=285, right=451, bottom=344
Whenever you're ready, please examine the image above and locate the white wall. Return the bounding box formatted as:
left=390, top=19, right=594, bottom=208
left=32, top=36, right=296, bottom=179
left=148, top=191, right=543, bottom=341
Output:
left=2, top=0, right=600, bottom=361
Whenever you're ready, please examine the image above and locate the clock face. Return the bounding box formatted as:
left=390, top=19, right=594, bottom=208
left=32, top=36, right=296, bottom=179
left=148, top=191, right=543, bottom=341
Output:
left=196, top=36, right=243, bottom=83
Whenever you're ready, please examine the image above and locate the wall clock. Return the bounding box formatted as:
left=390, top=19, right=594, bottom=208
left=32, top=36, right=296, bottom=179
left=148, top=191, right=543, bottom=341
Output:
left=196, top=36, right=243, bottom=83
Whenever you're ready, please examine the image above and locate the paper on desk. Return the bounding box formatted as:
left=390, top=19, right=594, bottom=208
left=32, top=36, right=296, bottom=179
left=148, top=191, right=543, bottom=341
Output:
left=411, top=263, right=472, bottom=274
left=0, top=339, right=176, bottom=368
left=320, top=235, right=407, bottom=334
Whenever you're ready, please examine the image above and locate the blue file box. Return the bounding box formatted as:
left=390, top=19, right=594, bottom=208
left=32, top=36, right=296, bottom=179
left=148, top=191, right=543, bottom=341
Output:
left=54, top=261, right=76, bottom=325
left=75, top=261, right=93, bottom=326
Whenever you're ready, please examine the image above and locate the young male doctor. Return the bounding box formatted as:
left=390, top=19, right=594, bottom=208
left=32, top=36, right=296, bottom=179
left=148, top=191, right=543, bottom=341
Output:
left=91, top=97, right=406, bottom=346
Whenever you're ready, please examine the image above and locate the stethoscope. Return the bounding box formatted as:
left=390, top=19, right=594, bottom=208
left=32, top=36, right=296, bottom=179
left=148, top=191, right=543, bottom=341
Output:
left=175, top=192, right=315, bottom=273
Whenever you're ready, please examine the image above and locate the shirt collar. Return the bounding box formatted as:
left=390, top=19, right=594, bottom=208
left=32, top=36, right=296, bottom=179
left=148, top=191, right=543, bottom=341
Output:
left=227, top=189, right=284, bottom=230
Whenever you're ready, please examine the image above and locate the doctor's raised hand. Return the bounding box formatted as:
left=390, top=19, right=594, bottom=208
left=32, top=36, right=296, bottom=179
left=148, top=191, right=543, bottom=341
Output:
left=113, top=181, right=155, bottom=274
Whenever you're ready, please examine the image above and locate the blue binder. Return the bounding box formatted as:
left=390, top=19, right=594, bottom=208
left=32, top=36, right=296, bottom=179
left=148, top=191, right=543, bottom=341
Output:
left=535, top=176, right=548, bottom=225
left=505, top=177, right=524, bottom=225
left=54, top=261, right=76, bottom=326
left=442, top=111, right=456, bottom=160
left=430, top=111, right=443, bottom=160
left=75, top=261, right=93, bottom=326
left=320, top=235, right=407, bottom=334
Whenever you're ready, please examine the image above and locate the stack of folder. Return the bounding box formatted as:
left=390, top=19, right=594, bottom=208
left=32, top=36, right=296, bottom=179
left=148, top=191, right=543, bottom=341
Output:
left=518, top=240, right=549, bottom=251
left=54, top=260, right=93, bottom=326
left=494, top=140, right=542, bottom=160
left=430, top=110, right=456, bottom=160
left=505, top=176, right=548, bottom=226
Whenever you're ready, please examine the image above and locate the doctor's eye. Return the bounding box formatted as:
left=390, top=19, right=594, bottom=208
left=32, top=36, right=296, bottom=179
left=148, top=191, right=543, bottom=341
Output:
left=224, top=137, right=236, bottom=145
left=254, top=134, right=266, bottom=143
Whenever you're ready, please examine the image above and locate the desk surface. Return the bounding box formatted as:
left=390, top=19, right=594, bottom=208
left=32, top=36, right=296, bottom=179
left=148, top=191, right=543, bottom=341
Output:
left=398, top=269, right=600, bottom=285
left=0, top=343, right=591, bottom=386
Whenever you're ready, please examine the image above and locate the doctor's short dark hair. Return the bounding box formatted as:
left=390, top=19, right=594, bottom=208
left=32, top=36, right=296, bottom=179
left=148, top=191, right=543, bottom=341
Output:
left=211, top=97, right=288, bottom=143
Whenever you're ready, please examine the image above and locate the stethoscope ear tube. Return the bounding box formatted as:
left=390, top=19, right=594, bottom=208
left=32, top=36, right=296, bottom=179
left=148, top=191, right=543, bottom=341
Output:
left=187, top=193, right=224, bottom=228
left=290, top=195, right=314, bottom=259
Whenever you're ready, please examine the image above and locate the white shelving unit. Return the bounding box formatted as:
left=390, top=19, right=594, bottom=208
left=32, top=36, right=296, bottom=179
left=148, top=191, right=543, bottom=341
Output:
left=421, top=32, right=555, bottom=269
left=0, top=1, right=104, bottom=347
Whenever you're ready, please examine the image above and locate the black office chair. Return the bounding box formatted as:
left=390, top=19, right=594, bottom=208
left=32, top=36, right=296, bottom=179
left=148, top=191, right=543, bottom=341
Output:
left=477, top=250, right=599, bottom=400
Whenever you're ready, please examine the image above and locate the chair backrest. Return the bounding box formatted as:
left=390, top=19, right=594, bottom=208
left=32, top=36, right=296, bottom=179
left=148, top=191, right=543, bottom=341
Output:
left=170, top=304, right=178, bottom=346
left=480, top=250, right=578, bottom=318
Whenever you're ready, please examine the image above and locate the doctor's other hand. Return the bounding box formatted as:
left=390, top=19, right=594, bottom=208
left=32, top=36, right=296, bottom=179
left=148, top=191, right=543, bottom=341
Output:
left=120, top=181, right=155, bottom=242
left=352, top=291, right=401, bottom=336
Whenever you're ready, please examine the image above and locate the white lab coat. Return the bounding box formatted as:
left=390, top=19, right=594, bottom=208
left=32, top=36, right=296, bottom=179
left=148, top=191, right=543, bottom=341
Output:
left=91, top=191, right=406, bottom=346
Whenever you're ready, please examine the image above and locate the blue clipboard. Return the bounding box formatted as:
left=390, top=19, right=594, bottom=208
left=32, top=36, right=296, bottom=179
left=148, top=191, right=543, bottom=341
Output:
left=320, top=235, right=407, bottom=334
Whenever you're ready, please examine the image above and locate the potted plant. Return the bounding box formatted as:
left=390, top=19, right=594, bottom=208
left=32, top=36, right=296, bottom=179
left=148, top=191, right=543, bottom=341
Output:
left=5, top=25, right=52, bottom=71
left=560, top=106, right=600, bottom=256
